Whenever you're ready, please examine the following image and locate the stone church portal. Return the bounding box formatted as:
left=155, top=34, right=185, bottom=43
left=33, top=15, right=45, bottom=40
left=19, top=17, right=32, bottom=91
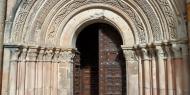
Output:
left=1, top=0, right=190, bottom=95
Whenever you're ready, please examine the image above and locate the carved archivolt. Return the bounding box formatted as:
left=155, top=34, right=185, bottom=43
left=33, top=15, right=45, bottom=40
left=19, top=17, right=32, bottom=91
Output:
left=10, top=0, right=180, bottom=47
left=156, top=0, right=177, bottom=39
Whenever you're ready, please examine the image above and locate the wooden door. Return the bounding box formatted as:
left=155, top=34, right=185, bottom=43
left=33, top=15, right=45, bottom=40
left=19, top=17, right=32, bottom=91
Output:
left=98, top=24, right=126, bottom=95
left=75, top=23, right=126, bottom=95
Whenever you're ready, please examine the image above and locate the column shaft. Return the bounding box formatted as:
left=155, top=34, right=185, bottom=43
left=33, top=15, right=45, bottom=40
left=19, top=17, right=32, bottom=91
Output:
left=150, top=47, right=158, bottom=95
left=156, top=46, right=166, bottom=95
left=17, top=48, right=27, bottom=95
left=35, top=48, right=44, bottom=95
left=141, top=48, right=151, bottom=95
left=173, top=46, right=183, bottom=95
left=122, top=47, right=139, bottom=95
left=58, top=50, right=75, bottom=95
left=9, top=48, right=20, bottom=95
left=25, top=48, right=38, bottom=95
left=165, top=46, right=175, bottom=95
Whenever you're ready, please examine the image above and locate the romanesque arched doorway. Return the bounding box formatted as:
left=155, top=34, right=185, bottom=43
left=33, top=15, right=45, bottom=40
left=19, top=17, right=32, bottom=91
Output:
left=75, top=23, right=126, bottom=95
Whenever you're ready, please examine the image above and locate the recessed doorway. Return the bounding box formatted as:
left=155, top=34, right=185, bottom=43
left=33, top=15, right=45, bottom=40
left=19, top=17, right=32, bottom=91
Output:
left=76, top=23, right=126, bottom=95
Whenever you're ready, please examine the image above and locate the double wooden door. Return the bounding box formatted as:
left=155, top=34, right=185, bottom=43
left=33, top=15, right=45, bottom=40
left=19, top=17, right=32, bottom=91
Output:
left=75, top=23, right=126, bottom=95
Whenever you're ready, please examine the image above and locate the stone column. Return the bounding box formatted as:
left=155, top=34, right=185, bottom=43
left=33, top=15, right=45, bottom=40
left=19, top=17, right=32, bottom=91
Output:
left=135, top=47, right=143, bottom=95
left=17, top=48, right=28, bottom=95
left=156, top=45, right=167, bottom=95
left=25, top=47, right=38, bottom=95
left=42, top=49, right=53, bottom=95
left=149, top=46, right=158, bottom=95
left=9, top=48, right=21, bottom=95
left=35, top=48, right=45, bottom=95
left=122, top=46, right=139, bottom=95
left=165, top=44, right=175, bottom=95
left=51, top=48, right=60, bottom=95
left=58, top=49, right=75, bottom=95
left=172, top=45, right=183, bottom=95
left=141, top=47, right=151, bottom=95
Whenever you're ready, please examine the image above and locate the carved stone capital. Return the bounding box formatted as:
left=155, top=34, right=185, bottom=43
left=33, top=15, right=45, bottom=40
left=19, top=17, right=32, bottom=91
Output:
left=148, top=46, right=156, bottom=58
left=172, top=45, right=182, bottom=59
left=19, top=48, right=28, bottom=61
left=26, top=48, right=38, bottom=62
left=52, top=48, right=61, bottom=63
left=141, top=47, right=150, bottom=60
left=122, top=46, right=137, bottom=62
left=164, top=44, right=173, bottom=58
left=156, top=46, right=167, bottom=59
left=44, top=49, right=54, bottom=61
left=37, top=48, right=45, bottom=61
left=59, top=49, right=76, bottom=63
left=10, top=48, right=21, bottom=62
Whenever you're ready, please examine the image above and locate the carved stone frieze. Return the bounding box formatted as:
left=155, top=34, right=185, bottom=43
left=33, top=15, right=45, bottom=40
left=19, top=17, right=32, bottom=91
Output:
left=9, top=46, right=78, bottom=64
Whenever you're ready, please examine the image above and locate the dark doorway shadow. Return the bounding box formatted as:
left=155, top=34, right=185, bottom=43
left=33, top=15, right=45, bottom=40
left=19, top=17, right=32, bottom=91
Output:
left=76, top=23, right=99, bottom=95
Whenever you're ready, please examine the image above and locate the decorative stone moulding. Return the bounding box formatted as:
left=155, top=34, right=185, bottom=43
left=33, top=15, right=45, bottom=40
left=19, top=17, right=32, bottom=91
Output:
left=9, top=0, right=183, bottom=47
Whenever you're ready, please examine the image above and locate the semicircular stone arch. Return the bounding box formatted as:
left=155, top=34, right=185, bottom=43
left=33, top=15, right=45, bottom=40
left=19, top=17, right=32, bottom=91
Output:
left=59, top=8, right=135, bottom=48
left=36, top=1, right=150, bottom=46
left=9, top=0, right=175, bottom=47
